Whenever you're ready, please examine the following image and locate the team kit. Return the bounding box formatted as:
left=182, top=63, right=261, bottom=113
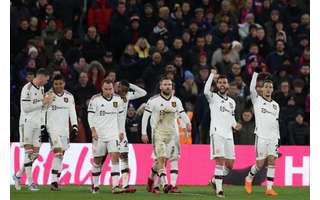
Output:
left=12, top=67, right=280, bottom=198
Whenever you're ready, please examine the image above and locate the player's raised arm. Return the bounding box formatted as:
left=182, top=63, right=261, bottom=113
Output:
left=129, top=83, right=147, bottom=100
left=141, top=100, right=152, bottom=143
left=204, top=69, right=216, bottom=103
left=250, top=72, right=259, bottom=104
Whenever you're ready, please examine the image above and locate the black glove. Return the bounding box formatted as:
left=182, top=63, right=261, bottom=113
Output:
left=40, top=125, right=49, bottom=142
left=254, top=66, right=262, bottom=73
left=70, top=125, right=78, bottom=141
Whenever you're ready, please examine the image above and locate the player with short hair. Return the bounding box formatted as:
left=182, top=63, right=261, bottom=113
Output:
left=204, top=69, right=241, bottom=198
left=88, top=79, right=126, bottom=194
left=245, top=71, right=280, bottom=196
left=43, top=74, right=78, bottom=191
left=141, top=77, right=191, bottom=194
left=116, top=80, right=147, bottom=192
left=13, top=68, right=51, bottom=191
left=146, top=87, right=184, bottom=194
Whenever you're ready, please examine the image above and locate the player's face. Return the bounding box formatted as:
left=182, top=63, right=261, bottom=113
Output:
left=53, top=79, right=65, bottom=94
left=102, top=83, right=114, bottom=97
left=262, top=82, right=273, bottom=98
left=38, top=75, right=49, bottom=86
left=118, top=84, right=129, bottom=98
left=160, top=79, right=173, bottom=96
left=217, top=78, right=228, bottom=94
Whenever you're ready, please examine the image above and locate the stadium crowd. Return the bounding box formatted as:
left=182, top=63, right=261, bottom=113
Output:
left=10, top=0, right=309, bottom=145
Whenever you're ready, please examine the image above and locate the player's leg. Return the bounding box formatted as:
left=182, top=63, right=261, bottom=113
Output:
left=245, top=136, right=267, bottom=194
left=13, top=124, right=26, bottom=190
left=147, top=158, right=158, bottom=192
left=169, top=158, right=181, bottom=193
left=265, top=155, right=277, bottom=195
left=265, top=141, right=279, bottom=196
left=91, top=139, right=106, bottom=193
left=119, top=140, right=136, bottom=193
left=109, top=140, right=124, bottom=194
left=210, top=134, right=226, bottom=197
left=22, top=123, right=39, bottom=191
left=91, top=156, right=103, bottom=193
left=214, top=157, right=226, bottom=197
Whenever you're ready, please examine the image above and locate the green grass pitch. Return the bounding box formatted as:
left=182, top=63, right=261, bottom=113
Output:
left=11, top=185, right=309, bottom=200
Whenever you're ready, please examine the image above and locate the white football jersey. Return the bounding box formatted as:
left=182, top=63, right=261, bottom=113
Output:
left=20, top=82, right=45, bottom=125
left=144, top=94, right=185, bottom=136
left=204, top=73, right=237, bottom=139
left=88, top=94, right=125, bottom=142
left=45, top=90, right=78, bottom=137
left=250, top=72, right=280, bottom=141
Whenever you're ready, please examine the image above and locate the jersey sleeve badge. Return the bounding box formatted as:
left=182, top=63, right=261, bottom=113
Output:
left=64, top=97, right=69, bottom=103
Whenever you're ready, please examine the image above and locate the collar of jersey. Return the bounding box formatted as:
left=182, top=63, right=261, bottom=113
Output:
left=160, top=93, right=172, bottom=101
left=102, top=94, right=113, bottom=101
left=217, top=92, right=228, bottom=101
left=261, top=95, right=273, bottom=103
left=31, top=81, right=40, bottom=90
left=54, top=90, right=64, bottom=97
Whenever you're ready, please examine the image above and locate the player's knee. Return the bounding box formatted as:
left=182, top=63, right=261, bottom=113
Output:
left=267, top=157, right=276, bottom=166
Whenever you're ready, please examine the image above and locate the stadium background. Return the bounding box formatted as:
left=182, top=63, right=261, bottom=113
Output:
left=10, top=0, right=310, bottom=199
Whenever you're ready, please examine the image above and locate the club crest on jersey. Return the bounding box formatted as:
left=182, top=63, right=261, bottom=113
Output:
left=273, top=104, right=277, bottom=110
left=113, top=102, right=118, bottom=108
left=64, top=97, right=68, bottom=103
left=171, top=102, right=176, bottom=107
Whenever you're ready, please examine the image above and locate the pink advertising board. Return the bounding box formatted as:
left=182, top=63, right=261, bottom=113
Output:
left=10, top=143, right=309, bottom=186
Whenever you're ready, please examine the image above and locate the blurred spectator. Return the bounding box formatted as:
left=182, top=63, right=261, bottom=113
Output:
left=39, top=4, right=64, bottom=30
left=228, top=81, right=245, bottom=121
left=73, top=71, right=98, bottom=142
left=134, top=37, right=150, bottom=59
left=211, top=38, right=240, bottom=75
left=87, top=0, right=113, bottom=36
left=82, top=26, right=105, bottom=62
left=126, top=104, right=142, bottom=143
left=288, top=111, right=309, bottom=145
left=234, top=110, right=255, bottom=145
left=87, top=60, right=106, bottom=90
left=142, top=51, right=164, bottom=94
left=265, top=39, right=287, bottom=73
left=180, top=71, right=198, bottom=109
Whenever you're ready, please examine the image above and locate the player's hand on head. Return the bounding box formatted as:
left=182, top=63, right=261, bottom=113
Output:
left=141, top=135, right=149, bottom=144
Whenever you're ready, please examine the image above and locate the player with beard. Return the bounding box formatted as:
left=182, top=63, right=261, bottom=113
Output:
left=141, top=77, right=191, bottom=194
left=204, top=69, right=241, bottom=198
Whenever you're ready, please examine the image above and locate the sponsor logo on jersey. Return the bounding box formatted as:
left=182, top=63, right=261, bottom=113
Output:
left=64, top=97, right=68, bottom=103
left=171, top=101, right=176, bottom=107
left=113, top=102, right=118, bottom=108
